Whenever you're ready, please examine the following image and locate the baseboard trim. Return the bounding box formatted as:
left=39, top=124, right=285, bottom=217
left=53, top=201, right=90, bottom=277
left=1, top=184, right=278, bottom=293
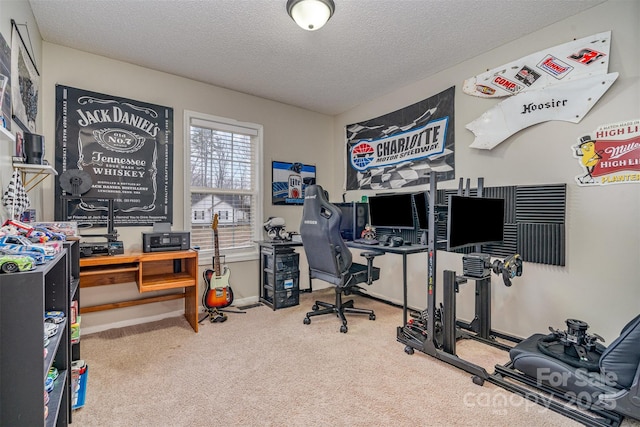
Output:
left=360, top=290, right=404, bottom=308
left=83, top=309, right=186, bottom=335
left=83, top=296, right=261, bottom=335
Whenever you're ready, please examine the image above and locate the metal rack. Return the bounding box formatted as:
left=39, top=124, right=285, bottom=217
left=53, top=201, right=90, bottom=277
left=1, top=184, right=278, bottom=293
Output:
left=396, top=176, right=521, bottom=383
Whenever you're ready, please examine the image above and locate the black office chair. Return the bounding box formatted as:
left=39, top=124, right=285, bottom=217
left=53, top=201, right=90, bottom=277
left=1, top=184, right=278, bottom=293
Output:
left=299, top=185, right=383, bottom=333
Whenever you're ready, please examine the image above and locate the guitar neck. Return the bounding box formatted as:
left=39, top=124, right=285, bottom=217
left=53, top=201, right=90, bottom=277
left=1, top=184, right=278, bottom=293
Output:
left=214, top=229, right=221, bottom=277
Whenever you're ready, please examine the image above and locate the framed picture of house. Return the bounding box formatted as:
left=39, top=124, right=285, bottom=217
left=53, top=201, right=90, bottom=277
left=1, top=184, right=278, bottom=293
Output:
left=271, top=161, right=316, bottom=205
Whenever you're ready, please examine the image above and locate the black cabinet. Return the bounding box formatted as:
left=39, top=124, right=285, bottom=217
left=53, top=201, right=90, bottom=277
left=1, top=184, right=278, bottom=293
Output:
left=259, top=242, right=301, bottom=310
left=0, top=241, right=79, bottom=426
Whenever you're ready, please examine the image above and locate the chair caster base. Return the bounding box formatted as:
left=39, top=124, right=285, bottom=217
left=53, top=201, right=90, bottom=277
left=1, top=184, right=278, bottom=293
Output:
left=369, top=313, right=376, bottom=321
left=340, top=324, right=348, bottom=333
left=303, top=317, right=311, bottom=325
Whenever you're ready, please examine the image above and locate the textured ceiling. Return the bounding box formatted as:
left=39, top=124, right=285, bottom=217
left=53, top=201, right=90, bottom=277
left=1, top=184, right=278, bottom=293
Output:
left=29, top=0, right=606, bottom=115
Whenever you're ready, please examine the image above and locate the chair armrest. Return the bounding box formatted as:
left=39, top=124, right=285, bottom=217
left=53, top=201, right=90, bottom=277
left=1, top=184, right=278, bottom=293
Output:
left=360, top=250, right=384, bottom=259
left=360, top=250, right=383, bottom=285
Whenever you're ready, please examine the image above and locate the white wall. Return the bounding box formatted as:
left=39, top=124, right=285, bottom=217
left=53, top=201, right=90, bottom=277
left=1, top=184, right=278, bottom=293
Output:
left=39, top=43, right=333, bottom=331
left=0, top=0, right=43, bottom=220
left=6, top=0, right=639, bottom=338
left=334, top=0, right=640, bottom=342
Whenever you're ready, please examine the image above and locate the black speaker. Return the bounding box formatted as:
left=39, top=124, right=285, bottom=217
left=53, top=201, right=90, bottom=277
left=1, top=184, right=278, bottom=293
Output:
left=354, top=202, right=368, bottom=240
left=23, top=132, right=44, bottom=165
left=335, top=202, right=369, bottom=241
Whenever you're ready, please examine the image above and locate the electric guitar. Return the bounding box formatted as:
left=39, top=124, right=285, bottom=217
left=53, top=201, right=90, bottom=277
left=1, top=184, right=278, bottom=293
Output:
left=203, top=214, right=234, bottom=309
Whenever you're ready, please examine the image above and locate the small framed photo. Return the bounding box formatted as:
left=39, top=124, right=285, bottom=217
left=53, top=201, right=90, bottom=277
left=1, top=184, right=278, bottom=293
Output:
left=15, top=132, right=24, bottom=158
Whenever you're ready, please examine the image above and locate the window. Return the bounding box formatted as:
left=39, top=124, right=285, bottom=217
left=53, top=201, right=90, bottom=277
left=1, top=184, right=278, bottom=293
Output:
left=184, top=111, right=263, bottom=262
left=193, top=210, right=205, bottom=221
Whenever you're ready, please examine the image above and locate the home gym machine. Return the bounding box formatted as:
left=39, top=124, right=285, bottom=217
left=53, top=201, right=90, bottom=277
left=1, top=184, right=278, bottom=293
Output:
left=397, top=176, right=523, bottom=385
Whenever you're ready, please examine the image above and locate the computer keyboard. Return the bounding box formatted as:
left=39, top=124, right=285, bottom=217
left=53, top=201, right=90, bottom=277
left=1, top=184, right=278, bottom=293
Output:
left=353, top=238, right=379, bottom=245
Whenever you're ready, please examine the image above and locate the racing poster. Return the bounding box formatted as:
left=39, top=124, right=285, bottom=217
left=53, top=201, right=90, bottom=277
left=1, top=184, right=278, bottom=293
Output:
left=54, top=85, right=173, bottom=227
left=345, top=86, right=454, bottom=191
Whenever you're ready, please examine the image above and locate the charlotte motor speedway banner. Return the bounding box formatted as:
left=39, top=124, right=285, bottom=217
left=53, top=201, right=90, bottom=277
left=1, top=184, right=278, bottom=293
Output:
left=55, top=85, right=173, bottom=227
left=345, top=86, right=454, bottom=191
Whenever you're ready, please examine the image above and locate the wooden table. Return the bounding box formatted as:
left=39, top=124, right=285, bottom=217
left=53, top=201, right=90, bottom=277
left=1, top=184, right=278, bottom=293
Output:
left=79, top=250, right=199, bottom=332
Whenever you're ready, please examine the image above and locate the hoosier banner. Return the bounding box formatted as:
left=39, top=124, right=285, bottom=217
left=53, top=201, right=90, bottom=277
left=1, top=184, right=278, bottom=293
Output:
left=463, top=31, right=617, bottom=150
left=345, top=86, right=455, bottom=191
left=54, top=85, right=173, bottom=227
left=467, top=73, right=618, bottom=150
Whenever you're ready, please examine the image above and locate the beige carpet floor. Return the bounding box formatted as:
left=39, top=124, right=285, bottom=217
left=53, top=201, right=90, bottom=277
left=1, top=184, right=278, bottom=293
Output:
left=72, top=289, right=640, bottom=427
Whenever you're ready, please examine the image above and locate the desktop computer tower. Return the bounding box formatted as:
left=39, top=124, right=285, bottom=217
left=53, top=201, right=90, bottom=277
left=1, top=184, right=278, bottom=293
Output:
left=335, top=202, right=369, bottom=241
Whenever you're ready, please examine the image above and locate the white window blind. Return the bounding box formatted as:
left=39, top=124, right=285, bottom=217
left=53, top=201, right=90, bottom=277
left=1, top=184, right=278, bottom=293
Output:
left=185, top=111, right=262, bottom=261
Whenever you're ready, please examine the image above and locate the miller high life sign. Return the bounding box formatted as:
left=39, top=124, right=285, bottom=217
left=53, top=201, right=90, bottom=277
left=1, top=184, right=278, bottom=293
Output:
left=574, top=119, right=640, bottom=186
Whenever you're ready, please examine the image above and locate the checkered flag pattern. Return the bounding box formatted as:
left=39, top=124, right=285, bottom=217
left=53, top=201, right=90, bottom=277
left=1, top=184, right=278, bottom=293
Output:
left=356, top=155, right=453, bottom=190
left=2, top=170, right=30, bottom=218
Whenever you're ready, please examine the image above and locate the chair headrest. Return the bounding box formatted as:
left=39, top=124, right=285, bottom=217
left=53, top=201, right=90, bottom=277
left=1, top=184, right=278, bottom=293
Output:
left=304, top=184, right=328, bottom=203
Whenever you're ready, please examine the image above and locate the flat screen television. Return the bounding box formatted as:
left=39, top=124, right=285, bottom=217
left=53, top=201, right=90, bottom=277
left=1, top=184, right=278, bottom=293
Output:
left=368, top=193, right=415, bottom=230
left=413, top=191, right=429, bottom=230
left=447, top=195, right=504, bottom=250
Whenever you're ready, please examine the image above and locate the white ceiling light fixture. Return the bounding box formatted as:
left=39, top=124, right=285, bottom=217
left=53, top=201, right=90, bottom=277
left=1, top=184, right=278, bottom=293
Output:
left=286, top=0, right=335, bottom=31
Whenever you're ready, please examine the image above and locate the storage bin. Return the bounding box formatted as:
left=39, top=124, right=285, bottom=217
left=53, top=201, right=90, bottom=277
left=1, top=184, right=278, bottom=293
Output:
left=263, top=286, right=299, bottom=309
left=265, top=271, right=299, bottom=292
left=264, top=251, right=298, bottom=272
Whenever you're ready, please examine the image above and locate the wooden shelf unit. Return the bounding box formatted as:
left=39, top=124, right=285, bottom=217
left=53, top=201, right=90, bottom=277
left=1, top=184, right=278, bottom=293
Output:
left=79, top=250, right=199, bottom=332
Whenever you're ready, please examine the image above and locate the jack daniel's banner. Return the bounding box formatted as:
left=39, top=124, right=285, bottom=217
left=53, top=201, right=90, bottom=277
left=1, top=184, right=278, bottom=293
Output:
left=54, top=85, right=173, bottom=227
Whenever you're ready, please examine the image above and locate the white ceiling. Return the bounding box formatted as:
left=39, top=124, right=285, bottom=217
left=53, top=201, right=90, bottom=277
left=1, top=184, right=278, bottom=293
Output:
left=29, top=0, right=606, bottom=116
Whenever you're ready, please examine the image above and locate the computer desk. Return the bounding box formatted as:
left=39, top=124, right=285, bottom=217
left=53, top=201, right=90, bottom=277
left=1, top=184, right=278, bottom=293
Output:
left=347, top=241, right=429, bottom=325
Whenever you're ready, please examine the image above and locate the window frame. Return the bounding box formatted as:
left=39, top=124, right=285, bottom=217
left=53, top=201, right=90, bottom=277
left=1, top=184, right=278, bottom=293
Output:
left=183, top=110, right=263, bottom=264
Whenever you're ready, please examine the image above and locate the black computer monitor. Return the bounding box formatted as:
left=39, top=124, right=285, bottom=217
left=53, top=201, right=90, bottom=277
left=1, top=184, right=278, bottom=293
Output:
left=413, top=191, right=429, bottom=230
left=446, top=195, right=504, bottom=250
left=368, top=193, right=415, bottom=230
